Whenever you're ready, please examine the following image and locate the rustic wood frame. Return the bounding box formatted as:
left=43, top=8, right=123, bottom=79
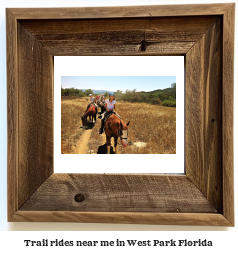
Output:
left=7, top=4, right=234, bottom=226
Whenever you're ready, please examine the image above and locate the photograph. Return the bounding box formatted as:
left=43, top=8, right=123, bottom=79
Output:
left=61, top=76, right=176, bottom=155
left=54, top=56, right=184, bottom=173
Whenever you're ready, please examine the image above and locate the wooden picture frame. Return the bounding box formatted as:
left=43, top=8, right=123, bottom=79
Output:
left=7, top=3, right=234, bottom=226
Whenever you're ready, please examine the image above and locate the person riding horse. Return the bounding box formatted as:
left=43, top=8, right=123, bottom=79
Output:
left=100, top=94, right=105, bottom=103
left=98, top=92, right=116, bottom=134
left=95, top=95, right=100, bottom=105
left=85, top=94, right=97, bottom=114
left=89, top=94, right=95, bottom=104
left=98, top=94, right=106, bottom=114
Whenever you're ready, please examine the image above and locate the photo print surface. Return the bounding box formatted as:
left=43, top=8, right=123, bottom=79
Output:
left=54, top=56, right=184, bottom=173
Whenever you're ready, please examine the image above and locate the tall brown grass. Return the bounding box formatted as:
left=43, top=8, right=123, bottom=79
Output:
left=114, top=102, right=175, bottom=154
left=61, top=99, right=176, bottom=154
left=61, top=98, right=87, bottom=153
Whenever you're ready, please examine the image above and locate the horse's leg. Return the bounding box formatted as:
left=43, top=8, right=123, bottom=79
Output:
left=106, top=135, right=111, bottom=154
left=114, top=136, right=118, bottom=154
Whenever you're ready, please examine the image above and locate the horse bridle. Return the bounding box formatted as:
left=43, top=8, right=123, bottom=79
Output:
left=118, top=122, right=128, bottom=144
left=121, top=129, right=128, bottom=140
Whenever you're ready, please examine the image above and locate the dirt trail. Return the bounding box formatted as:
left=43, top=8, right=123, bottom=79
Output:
left=62, top=99, right=176, bottom=154
left=71, top=114, right=104, bottom=154
left=72, top=129, right=93, bottom=154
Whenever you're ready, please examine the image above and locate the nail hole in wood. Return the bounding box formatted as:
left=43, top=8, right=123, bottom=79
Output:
left=140, top=40, right=147, bottom=51
left=74, top=193, right=85, bottom=202
left=211, top=119, right=215, bottom=122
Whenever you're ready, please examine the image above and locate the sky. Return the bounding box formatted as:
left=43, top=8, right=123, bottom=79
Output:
left=61, top=76, right=176, bottom=92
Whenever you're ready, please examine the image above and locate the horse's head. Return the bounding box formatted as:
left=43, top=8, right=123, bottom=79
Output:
left=120, top=121, right=130, bottom=147
left=81, top=115, right=87, bottom=126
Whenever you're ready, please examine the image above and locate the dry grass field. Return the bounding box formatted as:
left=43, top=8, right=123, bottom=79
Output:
left=61, top=97, right=176, bottom=154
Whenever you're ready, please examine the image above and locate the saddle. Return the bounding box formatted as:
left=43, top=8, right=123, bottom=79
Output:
left=104, top=112, right=113, bottom=123
left=104, top=112, right=121, bottom=123
left=89, top=102, right=97, bottom=108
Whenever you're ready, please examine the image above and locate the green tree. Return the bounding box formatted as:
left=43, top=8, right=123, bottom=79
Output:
left=171, top=82, right=176, bottom=88
left=84, top=89, right=93, bottom=96
left=104, top=91, right=109, bottom=98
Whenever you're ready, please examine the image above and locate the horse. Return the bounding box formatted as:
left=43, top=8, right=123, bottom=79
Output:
left=100, top=102, right=106, bottom=114
left=104, top=113, right=130, bottom=154
left=81, top=104, right=97, bottom=127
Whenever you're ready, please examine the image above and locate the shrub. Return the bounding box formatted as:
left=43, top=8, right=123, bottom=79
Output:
left=162, top=100, right=176, bottom=107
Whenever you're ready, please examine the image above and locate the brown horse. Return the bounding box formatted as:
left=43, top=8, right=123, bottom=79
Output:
left=104, top=114, right=130, bottom=154
left=81, top=104, right=97, bottom=126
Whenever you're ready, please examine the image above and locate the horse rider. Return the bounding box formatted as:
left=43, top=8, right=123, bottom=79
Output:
left=95, top=95, right=100, bottom=103
left=89, top=94, right=95, bottom=103
left=85, top=94, right=97, bottom=114
left=98, top=92, right=116, bottom=134
left=100, top=94, right=105, bottom=104
left=100, top=94, right=105, bottom=101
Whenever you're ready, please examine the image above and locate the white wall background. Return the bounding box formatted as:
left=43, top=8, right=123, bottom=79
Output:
left=0, top=0, right=237, bottom=236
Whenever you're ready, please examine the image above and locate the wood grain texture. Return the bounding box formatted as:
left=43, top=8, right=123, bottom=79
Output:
left=6, top=5, right=234, bottom=225
left=38, top=41, right=193, bottom=56
left=7, top=9, right=18, bottom=221
left=19, top=17, right=218, bottom=56
left=11, top=211, right=232, bottom=226
left=20, top=174, right=217, bottom=213
left=222, top=4, right=235, bottom=226
left=8, top=4, right=233, bottom=19
left=18, top=23, right=54, bottom=208
left=185, top=18, right=222, bottom=212
left=20, top=16, right=218, bottom=34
